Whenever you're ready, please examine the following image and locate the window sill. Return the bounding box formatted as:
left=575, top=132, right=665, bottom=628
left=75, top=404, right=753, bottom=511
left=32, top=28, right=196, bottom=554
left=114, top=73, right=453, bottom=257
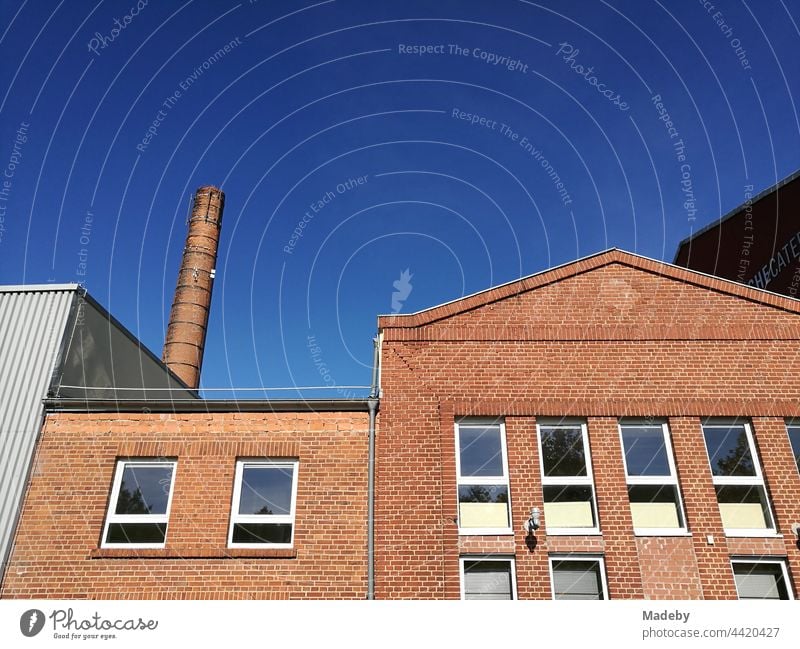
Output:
left=90, top=548, right=298, bottom=559
left=633, top=530, right=692, bottom=537
left=546, top=530, right=602, bottom=536
left=458, top=530, right=515, bottom=536
left=724, top=532, right=783, bottom=539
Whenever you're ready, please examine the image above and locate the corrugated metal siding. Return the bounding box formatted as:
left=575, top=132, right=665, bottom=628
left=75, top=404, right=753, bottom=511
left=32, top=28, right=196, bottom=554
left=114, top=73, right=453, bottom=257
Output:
left=0, top=287, right=74, bottom=581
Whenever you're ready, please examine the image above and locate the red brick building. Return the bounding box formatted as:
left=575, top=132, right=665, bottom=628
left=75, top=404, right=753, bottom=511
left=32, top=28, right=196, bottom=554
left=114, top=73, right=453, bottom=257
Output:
left=2, top=249, right=799, bottom=600
left=0, top=406, right=370, bottom=599
left=375, top=249, right=800, bottom=600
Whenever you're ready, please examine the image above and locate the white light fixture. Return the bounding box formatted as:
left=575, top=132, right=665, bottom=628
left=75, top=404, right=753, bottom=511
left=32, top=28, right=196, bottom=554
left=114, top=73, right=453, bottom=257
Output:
left=524, top=507, right=541, bottom=534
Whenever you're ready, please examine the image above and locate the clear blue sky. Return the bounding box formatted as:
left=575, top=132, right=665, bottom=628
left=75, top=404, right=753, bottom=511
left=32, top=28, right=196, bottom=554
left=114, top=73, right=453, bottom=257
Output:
left=1, top=0, right=799, bottom=396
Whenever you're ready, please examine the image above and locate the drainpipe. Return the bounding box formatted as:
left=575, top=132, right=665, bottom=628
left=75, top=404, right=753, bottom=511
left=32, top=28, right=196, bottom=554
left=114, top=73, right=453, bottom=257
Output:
left=367, top=335, right=380, bottom=599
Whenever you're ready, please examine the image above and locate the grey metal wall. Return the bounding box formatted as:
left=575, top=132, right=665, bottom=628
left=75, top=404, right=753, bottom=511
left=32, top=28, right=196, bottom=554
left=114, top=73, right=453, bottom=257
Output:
left=0, top=285, right=75, bottom=583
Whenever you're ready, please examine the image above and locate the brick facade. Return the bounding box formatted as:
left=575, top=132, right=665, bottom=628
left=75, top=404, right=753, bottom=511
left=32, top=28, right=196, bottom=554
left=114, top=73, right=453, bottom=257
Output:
left=0, top=411, right=369, bottom=599
left=375, top=250, right=800, bottom=599
left=3, top=250, right=800, bottom=600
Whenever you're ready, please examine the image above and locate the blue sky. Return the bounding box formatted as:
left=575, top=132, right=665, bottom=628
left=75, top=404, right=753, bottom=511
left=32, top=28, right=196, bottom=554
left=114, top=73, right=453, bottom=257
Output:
left=1, top=0, right=798, bottom=396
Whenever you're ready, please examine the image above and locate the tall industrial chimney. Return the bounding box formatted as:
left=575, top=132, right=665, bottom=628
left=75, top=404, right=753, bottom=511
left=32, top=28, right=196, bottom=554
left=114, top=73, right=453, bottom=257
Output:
left=162, top=185, right=225, bottom=389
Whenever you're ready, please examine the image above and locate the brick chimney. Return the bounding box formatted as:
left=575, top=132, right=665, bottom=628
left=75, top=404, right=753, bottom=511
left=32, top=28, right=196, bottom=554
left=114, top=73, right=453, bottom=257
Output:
left=162, top=185, right=225, bottom=389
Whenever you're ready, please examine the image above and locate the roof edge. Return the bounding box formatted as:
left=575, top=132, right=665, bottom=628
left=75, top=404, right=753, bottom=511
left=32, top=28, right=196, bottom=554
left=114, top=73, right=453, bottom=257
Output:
left=0, top=283, right=81, bottom=293
left=378, top=248, right=800, bottom=329
left=378, top=247, right=620, bottom=321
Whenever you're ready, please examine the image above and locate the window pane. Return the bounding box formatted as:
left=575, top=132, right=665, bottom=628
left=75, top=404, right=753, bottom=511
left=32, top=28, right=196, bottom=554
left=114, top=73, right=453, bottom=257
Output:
left=733, top=563, right=790, bottom=600
left=716, top=485, right=773, bottom=529
left=788, top=425, right=800, bottom=472
left=459, top=426, right=503, bottom=477
left=552, top=560, right=604, bottom=600
left=105, top=522, right=166, bottom=544
left=115, top=465, right=173, bottom=515
left=463, top=560, right=513, bottom=600
left=703, top=425, right=755, bottom=477
left=232, top=523, right=293, bottom=544
left=621, top=426, right=670, bottom=476
left=459, top=485, right=509, bottom=528
left=540, top=426, right=587, bottom=477
left=628, top=485, right=683, bottom=529
left=238, top=465, right=294, bottom=515
left=543, top=485, right=596, bottom=528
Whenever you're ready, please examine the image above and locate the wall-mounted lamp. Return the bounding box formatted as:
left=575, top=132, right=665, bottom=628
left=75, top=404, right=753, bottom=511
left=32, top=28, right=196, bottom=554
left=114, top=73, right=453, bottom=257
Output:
left=791, top=522, right=800, bottom=539
left=524, top=507, right=541, bottom=534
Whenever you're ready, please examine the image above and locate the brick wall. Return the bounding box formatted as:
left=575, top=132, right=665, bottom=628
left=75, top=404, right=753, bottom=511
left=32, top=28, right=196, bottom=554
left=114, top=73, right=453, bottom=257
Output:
left=1, top=411, right=369, bottom=599
left=376, top=253, right=800, bottom=599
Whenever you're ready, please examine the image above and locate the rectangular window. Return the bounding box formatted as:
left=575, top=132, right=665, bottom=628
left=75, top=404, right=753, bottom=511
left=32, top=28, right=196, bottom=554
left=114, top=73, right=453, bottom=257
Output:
left=460, top=556, right=516, bottom=600
left=619, top=421, right=686, bottom=534
left=732, top=560, right=793, bottom=600
left=787, top=421, right=800, bottom=473
left=101, top=459, right=177, bottom=548
left=549, top=556, right=608, bottom=600
left=537, top=420, right=598, bottom=533
left=702, top=421, right=775, bottom=535
left=455, top=420, right=511, bottom=534
left=228, top=459, right=299, bottom=548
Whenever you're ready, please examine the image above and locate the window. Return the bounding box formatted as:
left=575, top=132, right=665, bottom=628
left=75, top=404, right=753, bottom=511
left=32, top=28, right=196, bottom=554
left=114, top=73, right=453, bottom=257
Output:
left=460, top=556, right=516, bottom=600
left=701, top=421, right=775, bottom=535
left=537, top=420, right=598, bottom=533
left=732, top=560, right=793, bottom=600
left=102, top=459, right=177, bottom=548
left=549, top=556, right=608, bottom=600
left=619, top=421, right=686, bottom=534
left=787, top=421, right=800, bottom=473
left=228, top=459, right=299, bottom=547
left=455, top=420, right=511, bottom=534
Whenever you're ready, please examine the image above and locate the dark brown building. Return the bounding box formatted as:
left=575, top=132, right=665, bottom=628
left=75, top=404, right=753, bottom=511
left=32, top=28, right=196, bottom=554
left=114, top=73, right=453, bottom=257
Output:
left=674, top=170, right=800, bottom=298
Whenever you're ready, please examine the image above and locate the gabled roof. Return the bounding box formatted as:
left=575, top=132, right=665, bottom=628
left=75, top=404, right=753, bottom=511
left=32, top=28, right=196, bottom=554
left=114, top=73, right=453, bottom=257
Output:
left=378, top=248, right=800, bottom=329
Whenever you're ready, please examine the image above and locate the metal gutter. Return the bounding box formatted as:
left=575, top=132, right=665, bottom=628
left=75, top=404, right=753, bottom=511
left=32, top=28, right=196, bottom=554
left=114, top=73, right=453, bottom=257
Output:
left=367, top=335, right=380, bottom=600
left=43, top=398, right=371, bottom=413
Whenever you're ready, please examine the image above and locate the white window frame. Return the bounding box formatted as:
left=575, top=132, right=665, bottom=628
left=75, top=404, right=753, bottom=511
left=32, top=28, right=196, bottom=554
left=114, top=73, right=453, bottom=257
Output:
left=228, top=458, right=299, bottom=549
left=459, top=555, right=517, bottom=600
left=548, top=554, right=609, bottom=600
left=455, top=419, right=513, bottom=536
left=701, top=420, right=777, bottom=537
left=536, top=419, right=600, bottom=535
left=101, top=459, right=177, bottom=549
left=731, top=558, right=794, bottom=600
left=618, top=420, right=688, bottom=536
left=786, top=419, right=800, bottom=475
